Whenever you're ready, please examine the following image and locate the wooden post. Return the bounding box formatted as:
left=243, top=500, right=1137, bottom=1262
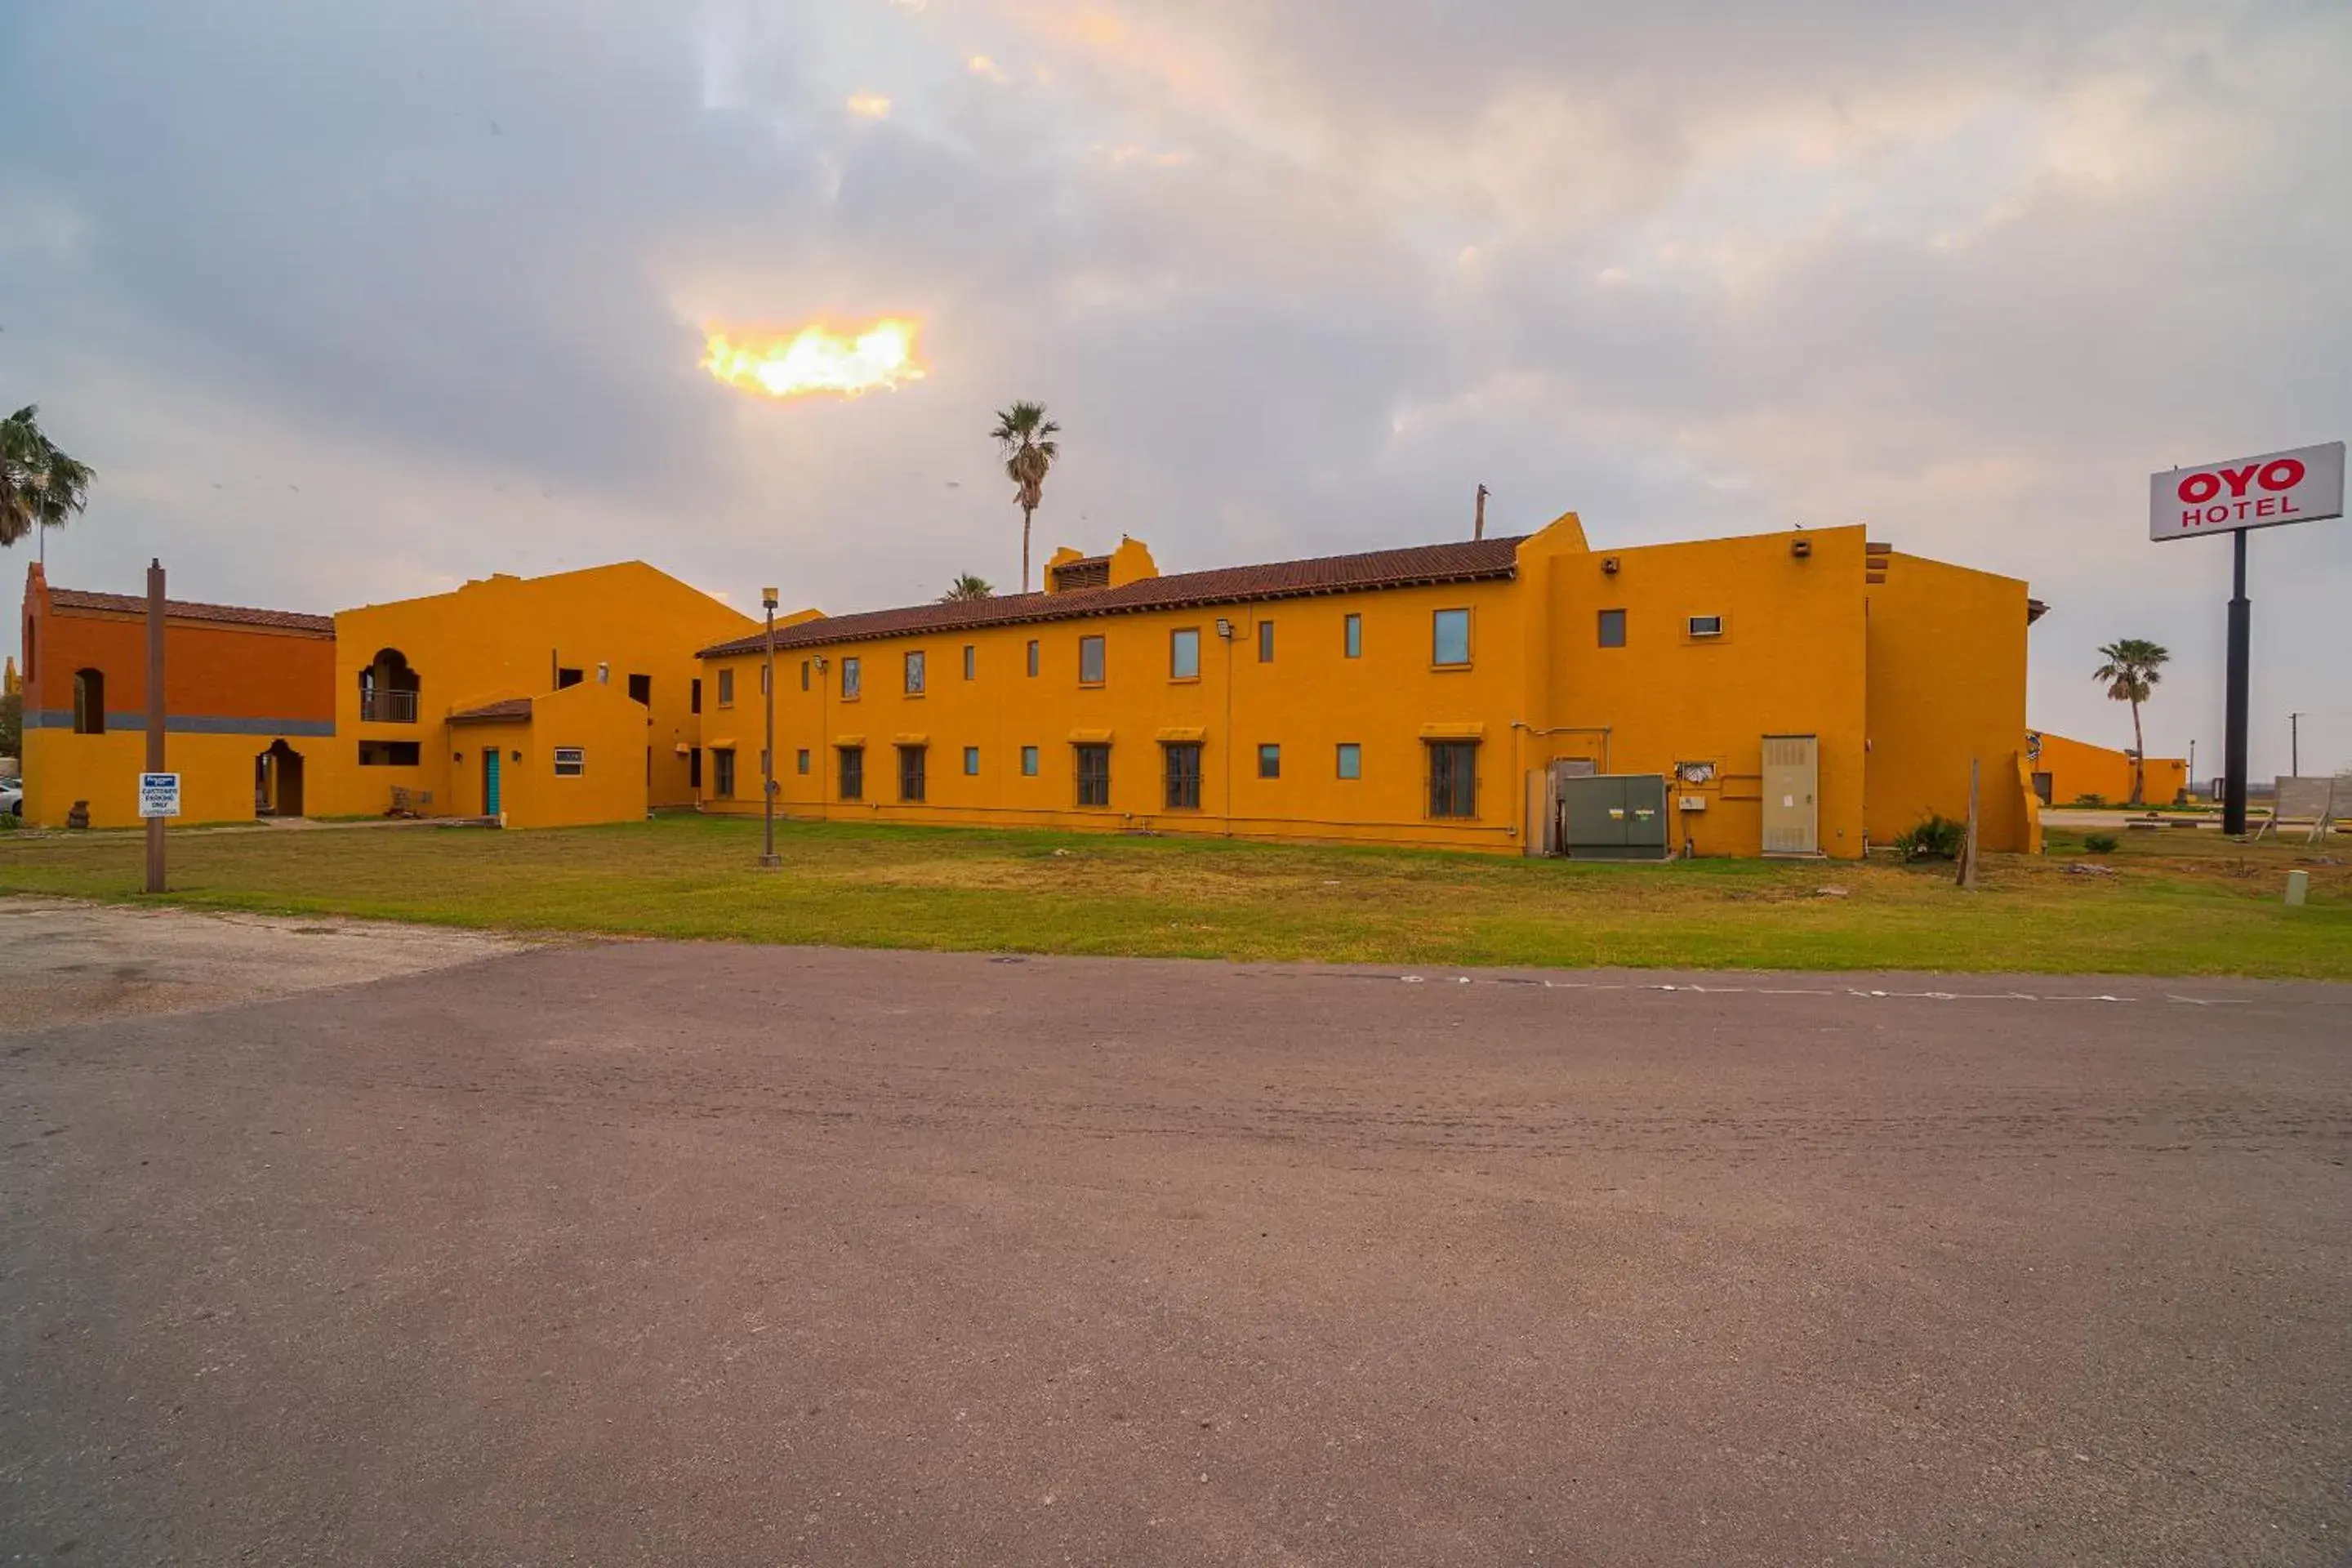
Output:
left=145, top=559, right=166, bottom=894
left=1957, top=755, right=1980, bottom=890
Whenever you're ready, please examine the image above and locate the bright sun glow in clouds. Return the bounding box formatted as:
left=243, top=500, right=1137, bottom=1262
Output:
left=699, top=318, right=929, bottom=399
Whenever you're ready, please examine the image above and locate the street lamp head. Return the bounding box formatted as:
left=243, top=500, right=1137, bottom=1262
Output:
left=761, top=586, right=780, bottom=611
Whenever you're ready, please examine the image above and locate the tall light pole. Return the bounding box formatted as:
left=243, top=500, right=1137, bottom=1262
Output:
left=2291, top=712, right=2303, bottom=778
left=760, top=586, right=781, bottom=869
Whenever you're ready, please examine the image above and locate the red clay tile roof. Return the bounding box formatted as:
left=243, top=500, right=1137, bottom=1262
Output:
left=448, top=697, right=533, bottom=723
left=700, top=536, right=1528, bottom=657
left=47, top=586, right=334, bottom=635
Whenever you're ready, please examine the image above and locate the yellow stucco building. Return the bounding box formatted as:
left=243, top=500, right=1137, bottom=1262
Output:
left=17, top=560, right=751, bottom=830
left=2025, top=730, right=2189, bottom=808
left=697, top=514, right=2041, bottom=860
left=318, top=563, right=754, bottom=823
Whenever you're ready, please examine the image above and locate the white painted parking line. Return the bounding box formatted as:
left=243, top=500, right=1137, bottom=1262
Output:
left=1362, top=973, right=2274, bottom=1008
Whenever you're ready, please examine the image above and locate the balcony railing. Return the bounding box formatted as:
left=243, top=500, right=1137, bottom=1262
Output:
left=360, top=688, right=419, bottom=724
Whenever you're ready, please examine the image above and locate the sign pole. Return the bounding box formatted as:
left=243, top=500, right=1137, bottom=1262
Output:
left=145, top=559, right=167, bottom=893
left=2149, top=440, right=2341, bottom=835
left=2222, top=531, right=2250, bottom=837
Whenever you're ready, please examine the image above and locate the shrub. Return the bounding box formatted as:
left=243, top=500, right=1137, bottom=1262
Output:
left=1894, top=813, right=1966, bottom=862
left=2083, top=833, right=2118, bottom=854
left=2073, top=793, right=2108, bottom=808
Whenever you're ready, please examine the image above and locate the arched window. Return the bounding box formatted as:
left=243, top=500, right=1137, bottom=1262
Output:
left=359, top=648, right=421, bottom=723
left=72, top=668, right=105, bottom=733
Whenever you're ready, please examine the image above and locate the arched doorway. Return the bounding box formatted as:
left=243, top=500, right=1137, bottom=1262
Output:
left=255, top=740, right=305, bottom=817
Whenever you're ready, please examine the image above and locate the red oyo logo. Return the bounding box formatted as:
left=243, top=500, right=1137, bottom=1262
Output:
left=2176, top=457, right=2306, bottom=526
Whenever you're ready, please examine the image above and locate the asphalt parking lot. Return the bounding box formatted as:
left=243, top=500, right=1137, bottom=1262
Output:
left=2, top=911, right=2347, bottom=1566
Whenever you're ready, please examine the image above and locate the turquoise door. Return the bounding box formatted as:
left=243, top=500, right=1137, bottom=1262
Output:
left=483, top=749, right=502, bottom=816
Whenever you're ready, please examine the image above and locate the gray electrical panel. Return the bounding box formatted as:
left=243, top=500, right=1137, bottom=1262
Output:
left=1559, top=773, right=1671, bottom=860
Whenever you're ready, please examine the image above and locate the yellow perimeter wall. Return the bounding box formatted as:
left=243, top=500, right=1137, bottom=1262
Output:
left=2029, top=731, right=2189, bottom=807
left=701, top=519, right=2036, bottom=859
left=22, top=731, right=301, bottom=829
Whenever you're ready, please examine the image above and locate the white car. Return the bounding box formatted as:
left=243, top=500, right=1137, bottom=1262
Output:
left=0, top=778, right=21, bottom=817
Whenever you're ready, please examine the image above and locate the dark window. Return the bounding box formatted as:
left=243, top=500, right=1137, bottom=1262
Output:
left=626, top=674, right=651, bottom=706
left=1075, top=743, right=1111, bottom=807
left=796, top=749, right=810, bottom=775
left=554, top=746, right=586, bottom=777
left=801, top=659, right=811, bottom=692
left=718, top=668, right=735, bottom=706
left=1258, top=743, right=1281, bottom=779
left=691, top=679, right=702, bottom=715
left=1257, top=620, right=1275, bottom=662
left=1079, top=635, right=1105, bottom=685
left=1164, top=742, right=1203, bottom=809
left=71, top=667, right=105, bottom=733
left=904, top=650, right=926, bottom=695
left=964, top=746, right=980, bottom=776
left=359, top=740, right=421, bottom=767
left=841, top=657, right=862, bottom=699
left=1432, top=609, right=1472, bottom=666
left=713, top=747, right=736, bottom=798
left=963, top=645, right=976, bottom=680
left=1598, top=609, right=1627, bottom=648
left=839, top=746, right=864, bottom=801
left=1343, top=613, right=1361, bottom=658
left=1169, top=627, right=1200, bottom=679
left=557, top=666, right=584, bottom=688
left=1687, top=614, right=1724, bottom=638
left=898, top=745, right=926, bottom=802
left=689, top=747, right=702, bottom=789
left=1428, top=741, right=1477, bottom=818
left=1027, top=639, right=1040, bottom=677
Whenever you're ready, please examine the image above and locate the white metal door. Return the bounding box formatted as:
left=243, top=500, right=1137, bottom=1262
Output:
left=1761, top=734, right=1819, bottom=855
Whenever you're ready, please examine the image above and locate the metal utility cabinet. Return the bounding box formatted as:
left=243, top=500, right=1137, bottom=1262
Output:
left=1558, top=773, right=1671, bottom=861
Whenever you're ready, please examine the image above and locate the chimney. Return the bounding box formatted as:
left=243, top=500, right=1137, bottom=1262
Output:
left=1473, top=483, right=1490, bottom=541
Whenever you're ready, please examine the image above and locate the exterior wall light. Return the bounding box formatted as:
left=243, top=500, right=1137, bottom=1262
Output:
left=1601, top=557, right=1620, bottom=575
left=1791, top=537, right=1812, bottom=559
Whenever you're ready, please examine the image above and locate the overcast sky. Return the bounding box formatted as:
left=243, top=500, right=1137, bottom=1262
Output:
left=5, top=0, right=2348, bottom=772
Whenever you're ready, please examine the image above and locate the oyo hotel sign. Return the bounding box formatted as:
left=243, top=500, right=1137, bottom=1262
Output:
left=2149, top=440, right=2344, bottom=541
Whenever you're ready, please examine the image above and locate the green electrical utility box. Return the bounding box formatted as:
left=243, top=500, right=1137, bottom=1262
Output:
left=1559, top=773, right=1672, bottom=860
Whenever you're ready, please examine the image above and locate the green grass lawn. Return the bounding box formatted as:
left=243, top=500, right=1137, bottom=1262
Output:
left=1, top=812, right=2345, bottom=978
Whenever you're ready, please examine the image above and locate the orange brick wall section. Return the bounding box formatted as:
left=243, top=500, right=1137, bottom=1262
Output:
left=27, top=610, right=334, bottom=723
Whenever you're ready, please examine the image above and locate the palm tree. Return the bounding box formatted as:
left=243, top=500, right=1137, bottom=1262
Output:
left=940, top=572, right=995, bottom=602
left=990, top=401, right=1059, bottom=593
left=0, top=406, right=96, bottom=560
left=2093, top=639, right=2171, bottom=804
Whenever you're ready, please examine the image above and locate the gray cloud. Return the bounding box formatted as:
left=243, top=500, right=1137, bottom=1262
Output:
left=3, top=0, right=2347, bottom=771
